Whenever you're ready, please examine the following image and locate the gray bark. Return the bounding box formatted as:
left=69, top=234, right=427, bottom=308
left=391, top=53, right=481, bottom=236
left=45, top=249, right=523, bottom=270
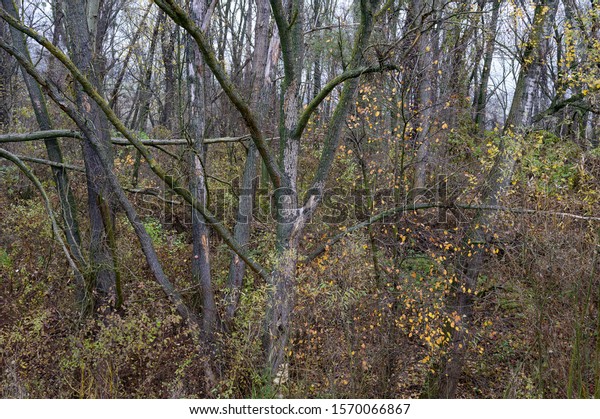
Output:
left=0, top=15, right=11, bottom=129
left=159, top=12, right=178, bottom=131
left=188, top=0, right=218, bottom=340
left=1, top=0, right=85, bottom=298
left=473, top=0, right=501, bottom=133
left=225, top=0, right=271, bottom=325
left=63, top=0, right=118, bottom=310
left=131, top=13, right=163, bottom=187
left=225, top=143, right=258, bottom=325
left=264, top=0, right=382, bottom=380
left=411, top=0, right=438, bottom=196
left=264, top=0, right=307, bottom=379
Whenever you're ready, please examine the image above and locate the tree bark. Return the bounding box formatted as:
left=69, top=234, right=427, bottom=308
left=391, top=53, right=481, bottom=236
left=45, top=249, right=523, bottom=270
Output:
left=435, top=0, right=559, bottom=398
left=473, top=0, right=500, bottom=134
left=131, top=12, right=163, bottom=187
left=225, top=0, right=271, bottom=326
left=160, top=12, right=178, bottom=131
left=411, top=0, right=439, bottom=196
left=63, top=0, right=118, bottom=311
left=264, top=0, right=382, bottom=381
left=1, top=0, right=85, bottom=300
left=188, top=0, right=218, bottom=340
left=0, top=15, right=12, bottom=130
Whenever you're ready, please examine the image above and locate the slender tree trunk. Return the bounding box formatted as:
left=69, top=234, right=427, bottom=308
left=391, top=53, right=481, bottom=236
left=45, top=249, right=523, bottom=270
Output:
left=188, top=0, right=218, bottom=340
left=109, top=5, right=152, bottom=112
left=225, top=0, right=271, bottom=325
left=131, top=13, right=163, bottom=187
left=312, top=0, right=323, bottom=108
left=0, top=15, right=11, bottom=130
left=435, top=0, right=559, bottom=398
left=1, top=0, right=85, bottom=300
left=160, top=13, right=177, bottom=131
left=412, top=0, right=438, bottom=196
left=225, top=143, right=258, bottom=325
left=473, top=0, right=500, bottom=134
left=135, top=14, right=162, bottom=134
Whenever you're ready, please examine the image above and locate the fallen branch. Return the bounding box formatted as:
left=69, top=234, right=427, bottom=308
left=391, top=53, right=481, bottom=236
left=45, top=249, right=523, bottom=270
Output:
left=111, top=135, right=253, bottom=145
left=303, top=202, right=600, bottom=263
left=457, top=204, right=600, bottom=222
left=0, top=130, right=275, bottom=148
left=124, top=187, right=183, bottom=205
left=15, top=154, right=85, bottom=172
left=0, top=129, right=83, bottom=143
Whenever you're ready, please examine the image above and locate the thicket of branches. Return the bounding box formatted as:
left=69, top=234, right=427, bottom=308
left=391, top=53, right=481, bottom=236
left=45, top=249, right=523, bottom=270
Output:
left=1, top=0, right=599, bottom=398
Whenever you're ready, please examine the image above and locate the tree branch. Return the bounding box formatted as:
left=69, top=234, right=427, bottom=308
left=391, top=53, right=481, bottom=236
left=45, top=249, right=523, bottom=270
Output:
left=532, top=91, right=599, bottom=122
left=0, top=130, right=273, bottom=146
left=293, top=64, right=398, bottom=139
left=153, top=0, right=282, bottom=189
left=303, top=202, right=600, bottom=263
left=0, top=147, right=85, bottom=285
left=303, top=203, right=441, bottom=263
left=0, top=15, right=269, bottom=280
left=268, top=0, right=295, bottom=82
left=0, top=129, right=83, bottom=143
left=14, top=154, right=85, bottom=172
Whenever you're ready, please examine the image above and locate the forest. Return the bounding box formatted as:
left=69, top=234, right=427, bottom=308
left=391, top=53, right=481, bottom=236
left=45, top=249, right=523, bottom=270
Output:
left=0, top=0, right=599, bottom=399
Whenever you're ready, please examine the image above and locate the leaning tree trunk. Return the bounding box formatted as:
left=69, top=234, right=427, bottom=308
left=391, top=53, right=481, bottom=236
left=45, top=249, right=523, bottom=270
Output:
left=1, top=0, right=85, bottom=299
left=435, top=0, right=558, bottom=398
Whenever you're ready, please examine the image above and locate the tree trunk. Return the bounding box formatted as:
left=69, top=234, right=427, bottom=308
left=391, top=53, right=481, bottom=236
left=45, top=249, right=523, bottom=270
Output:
left=1, top=0, right=85, bottom=301
left=0, top=15, right=11, bottom=130
left=412, top=0, right=439, bottom=196
left=264, top=0, right=306, bottom=381
left=131, top=12, right=163, bottom=187
left=63, top=0, right=118, bottom=311
left=264, top=0, right=381, bottom=381
left=109, top=5, right=152, bottom=113
left=473, top=0, right=500, bottom=134
left=160, top=12, right=177, bottom=132
left=225, top=0, right=271, bottom=325
left=435, top=0, right=559, bottom=398
left=188, top=0, right=218, bottom=340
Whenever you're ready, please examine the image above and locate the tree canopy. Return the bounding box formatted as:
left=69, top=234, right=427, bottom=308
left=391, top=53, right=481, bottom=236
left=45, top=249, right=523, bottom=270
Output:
left=1, top=0, right=599, bottom=399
